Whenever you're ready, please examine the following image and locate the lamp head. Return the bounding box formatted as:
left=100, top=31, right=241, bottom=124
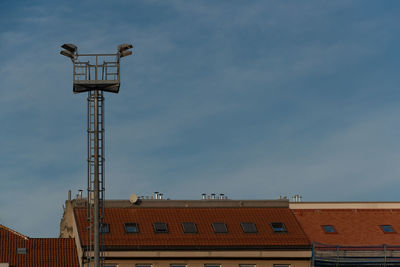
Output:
left=61, top=44, right=77, bottom=53
left=118, top=44, right=133, bottom=58
left=118, top=44, right=133, bottom=52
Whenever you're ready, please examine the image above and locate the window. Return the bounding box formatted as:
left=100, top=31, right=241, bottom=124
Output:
left=100, top=223, right=109, bottom=233
left=241, top=222, right=258, bottom=233
left=153, top=222, right=168, bottom=233
left=273, top=265, right=290, bottom=267
left=124, top=223, right=139, bottom=233
left=380, top=225, right=395, bottom=233
left=322, top=225, right=336, bottom=233
left=204, top=264, right=220, bottom=267
left=171, top=264, right=186, bottom=267
left=212, top=222, right=228, bottom=233
left=136, top=264, right=151, bottom=267
left=104, top=265, right=117, bottom=267
left=182, top=222, right=198, bottom=233
left=270, top=222, right=286, bottom=233
left=16, top=248, right=26, bottom=254
left=239, top=264, right=255, bottom=267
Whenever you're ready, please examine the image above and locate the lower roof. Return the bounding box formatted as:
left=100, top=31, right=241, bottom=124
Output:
left=0, top=224, right=78, bottom=267
left=293, top=209, right=400, bottom=246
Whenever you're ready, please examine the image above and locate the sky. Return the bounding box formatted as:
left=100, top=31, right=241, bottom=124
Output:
left=1, top=0, right=400, bottom=237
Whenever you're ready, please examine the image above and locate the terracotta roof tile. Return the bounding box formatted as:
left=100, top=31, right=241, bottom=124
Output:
left=293, top=209, right=400, bottom=246
left=0, top=224, right=79, bottom=267
left=74, top=207, right=310, bottom=249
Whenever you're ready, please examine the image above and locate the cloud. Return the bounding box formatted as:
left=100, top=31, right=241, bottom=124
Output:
left=1, top=0, right=400, bottom=237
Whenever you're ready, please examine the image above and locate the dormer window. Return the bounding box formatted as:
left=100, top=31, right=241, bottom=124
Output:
left=124, top=223, right=139, bottom=233
left=322, top=225, right=336, bottom=233
left=241, top=222, right=258, bottom=233
left=212, top=222, right=228, bottom=233
left=270, top=222, right=286, bottom=233
left=182, top=222, right=198, bottom=233
left=380, top=225, right=395, bottom=233
left=153, top=222, right=168, bottom=233
left=100, top=223, right=110, bottom=233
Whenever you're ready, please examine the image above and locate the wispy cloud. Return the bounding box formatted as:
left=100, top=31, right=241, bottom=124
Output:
left=1, top=0, right=400, bottom=237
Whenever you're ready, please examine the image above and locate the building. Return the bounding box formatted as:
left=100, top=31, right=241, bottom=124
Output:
left=60, top=194, right=312, bottom=267
left=291, top=202, right=400, bottom=267
left=0, top=224, right=79, bottom=267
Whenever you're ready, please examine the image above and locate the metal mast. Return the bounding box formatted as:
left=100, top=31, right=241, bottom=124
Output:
left=61, top=43, right=133, bottom=267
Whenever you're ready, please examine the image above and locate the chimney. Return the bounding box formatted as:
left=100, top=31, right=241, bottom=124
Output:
left=201, top=193, right=207, bottom=200
left=219, top=193, right=225, bottom=199
left=154, top=192, right=159, bottom=200
left=211, top=193, right=216, bottom=199
left=77, top=190, right=83, bottom=199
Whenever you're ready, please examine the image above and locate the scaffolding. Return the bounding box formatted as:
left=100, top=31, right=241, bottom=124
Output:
left=312, top=243, right=400, bottom=267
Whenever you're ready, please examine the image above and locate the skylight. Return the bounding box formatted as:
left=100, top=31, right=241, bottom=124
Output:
left=270, top=222, right=286, bottom=233
left=241, top=222, right=258, bottom=233
left=124, top=222, right=139, bottom=233
left=16, top=248, right=27, bottom=254
left=182, top=222, right=198, bottom=233
left=100, top=223, right=110, bottom=233
left=212, top=222, right=228, bottom=233
left=153, top=222, right=168, bottom=233
left=380, top=225, right=395, bottom=233
left=322, top=225, right=336, bottom=233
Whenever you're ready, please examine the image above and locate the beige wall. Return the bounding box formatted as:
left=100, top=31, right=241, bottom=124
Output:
left=104, top=259, right=310, bottom=267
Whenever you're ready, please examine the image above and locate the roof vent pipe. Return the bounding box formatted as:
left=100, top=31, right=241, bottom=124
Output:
left=211, top=193, right=216, bottom=199
left=159, top=193, right=163, bottom=200
left=219, top=193, right=225, bottom=199
left=77, top=190, right=83, bottom=199
left=201, top=193, right=207, bottom=200
left=154, top=192, right=159, bottom=200
left=292, top=194, right=302, bottom=202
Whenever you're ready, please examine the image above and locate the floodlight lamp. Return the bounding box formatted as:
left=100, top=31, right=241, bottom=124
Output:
left=60, top=50, right=74, bottom=59
left=118, top=44, right=133, bottom=52
left=120, top=50, right=132, bottom=58
left=61, top=44, right=77, bottom=53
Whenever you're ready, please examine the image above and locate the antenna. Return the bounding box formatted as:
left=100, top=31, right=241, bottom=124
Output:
left=61, top=43, right=132, bottom=267
left=129, top=193, right=138, bottom=204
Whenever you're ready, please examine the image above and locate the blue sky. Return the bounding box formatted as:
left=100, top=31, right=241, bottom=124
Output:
left=1, top=0, right=400, bottom=237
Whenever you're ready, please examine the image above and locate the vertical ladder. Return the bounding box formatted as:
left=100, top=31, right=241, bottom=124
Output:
left=86, top=89, right=105, bottom=267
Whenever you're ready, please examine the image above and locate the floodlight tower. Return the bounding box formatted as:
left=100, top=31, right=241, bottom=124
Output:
left=61, top=43, right=132, bottom=267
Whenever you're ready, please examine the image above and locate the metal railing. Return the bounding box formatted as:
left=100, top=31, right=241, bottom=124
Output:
left=312, top=243, right=400, bottom=267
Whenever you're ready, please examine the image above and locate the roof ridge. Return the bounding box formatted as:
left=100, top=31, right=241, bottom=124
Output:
left=0, top=224, right=29, bottom=240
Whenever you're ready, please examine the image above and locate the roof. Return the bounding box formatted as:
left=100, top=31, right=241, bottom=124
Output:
left=0, top=224, right=79, bottom=267
left=74, top=207, right=311, bottom=249
left=293, top=209, right=400, bottom=246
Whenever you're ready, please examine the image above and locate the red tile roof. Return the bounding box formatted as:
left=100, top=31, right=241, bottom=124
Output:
left=74, top=207, right=310, bottom=249
left=293, top=209, right=400, bottom=246
left=0, top=224, right=79, bottom=267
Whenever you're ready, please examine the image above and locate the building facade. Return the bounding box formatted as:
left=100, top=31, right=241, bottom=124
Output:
left=291, top=202, right=400, bottom=266
left=60, top=197, right=311, bottom=267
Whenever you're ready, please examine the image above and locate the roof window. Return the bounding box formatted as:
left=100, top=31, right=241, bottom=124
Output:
left=124, top=222, right=139, bottom=233
left=100, top=223, right=110, bottom=233
left=16, top=248, right=27, bottom=254
left=322, top=225, right=336, bottom=233
left=270, top=222, right=286, bottom=233
left=212, top=222, right=228, bottom=233
left=153, top=222, right=168, bottom=233
left=241, top=222, right=258, bottom=233
left=182, top=222, right=198, bottom=233
left=380, top=225, right=395, bottom=233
